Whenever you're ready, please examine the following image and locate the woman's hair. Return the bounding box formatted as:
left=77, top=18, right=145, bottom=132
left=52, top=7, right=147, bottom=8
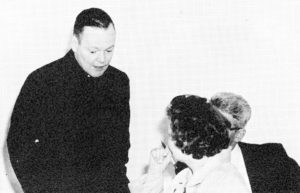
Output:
left=167, top=95, right=231, bottom=159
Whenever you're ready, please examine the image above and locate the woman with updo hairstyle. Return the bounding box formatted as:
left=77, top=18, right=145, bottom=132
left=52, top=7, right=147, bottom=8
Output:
left=166, top=95, right=230, bottom=160
left=129, top=95, right=249, bottom=193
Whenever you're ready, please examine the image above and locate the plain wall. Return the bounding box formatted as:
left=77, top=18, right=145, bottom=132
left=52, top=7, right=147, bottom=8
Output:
left=1, top=0, right=300, bottom=192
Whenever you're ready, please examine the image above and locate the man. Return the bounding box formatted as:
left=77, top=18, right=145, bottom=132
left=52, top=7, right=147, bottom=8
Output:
left=210, top=92, right=300, bottom=193
left=7, top=8, right=130, bottom=193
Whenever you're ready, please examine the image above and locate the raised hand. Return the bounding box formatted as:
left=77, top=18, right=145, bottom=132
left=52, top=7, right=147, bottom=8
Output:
left=148, top=147, right=172, bottom=174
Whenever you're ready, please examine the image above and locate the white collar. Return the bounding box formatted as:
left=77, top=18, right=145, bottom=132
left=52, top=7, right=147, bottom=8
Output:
left=174, top=148, right=231, bottom=187
left=231, top=144, right=253, bottom=192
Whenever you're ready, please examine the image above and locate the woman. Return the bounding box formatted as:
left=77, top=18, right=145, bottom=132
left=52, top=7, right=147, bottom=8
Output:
left=129, top=95, right=249, bottom=193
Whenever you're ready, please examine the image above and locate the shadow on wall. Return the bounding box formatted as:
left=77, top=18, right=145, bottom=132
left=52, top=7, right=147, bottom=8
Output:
left=3, top=120, right=24, bottom=193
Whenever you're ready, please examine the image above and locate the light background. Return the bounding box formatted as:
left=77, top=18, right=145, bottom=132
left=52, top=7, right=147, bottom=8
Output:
left=1, top=0, right=300, bottom=192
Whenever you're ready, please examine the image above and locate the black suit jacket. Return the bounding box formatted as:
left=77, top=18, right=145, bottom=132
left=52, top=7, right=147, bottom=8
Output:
left=7, top=50, right=130, bottom=193
left=239, top=142, right=300, bottom=193
left=175, top=142, right=300, bottom=193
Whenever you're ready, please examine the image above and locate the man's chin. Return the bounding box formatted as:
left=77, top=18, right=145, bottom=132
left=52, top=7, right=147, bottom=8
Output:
left=88, top=66, right=109, bottom=77
left=89, top=71, right=105, bottom=77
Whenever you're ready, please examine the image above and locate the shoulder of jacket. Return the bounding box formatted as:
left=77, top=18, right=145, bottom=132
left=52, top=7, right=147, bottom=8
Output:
left=240, top=142, right=285, bottom=155
left=108, top=66, right=129, bottom=80
left=27, top=57, right=65, bottom=81
left=240, top=142, right=283, bottom=148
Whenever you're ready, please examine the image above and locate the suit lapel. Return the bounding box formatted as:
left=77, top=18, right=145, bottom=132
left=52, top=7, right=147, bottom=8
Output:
left=238, top=142, right=260, bottom=193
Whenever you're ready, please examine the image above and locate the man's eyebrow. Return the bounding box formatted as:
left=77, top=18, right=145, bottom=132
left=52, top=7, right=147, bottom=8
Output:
left=88, top=45, right=114, bottom=50
left=106, top=45, right=115, bottom=50
left=88, top=47, right=99, bottom=50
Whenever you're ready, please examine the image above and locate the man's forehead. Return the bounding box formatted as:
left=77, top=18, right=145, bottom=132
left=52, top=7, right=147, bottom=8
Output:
left=82, top=25, right=115, bottom=35
left=79, top=26, right=116, bottom=48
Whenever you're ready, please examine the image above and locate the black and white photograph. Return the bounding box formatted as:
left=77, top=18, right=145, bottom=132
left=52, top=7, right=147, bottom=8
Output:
left=0, top=0, right=299, bottom=192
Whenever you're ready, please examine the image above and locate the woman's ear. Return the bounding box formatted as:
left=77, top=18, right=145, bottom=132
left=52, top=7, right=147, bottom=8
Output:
left=234, top=129, right=246, bottom=143
left=71, top=35, right=79, bottom=53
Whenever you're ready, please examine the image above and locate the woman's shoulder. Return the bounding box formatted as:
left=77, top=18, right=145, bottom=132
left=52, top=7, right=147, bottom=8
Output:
left=213, top=163, right=244, bottom=181
left=214, top=163, right=250, bottom=193
left=196, top=163, right=249, bottom=193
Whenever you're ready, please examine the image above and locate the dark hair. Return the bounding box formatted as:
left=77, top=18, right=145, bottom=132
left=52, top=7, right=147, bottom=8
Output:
left=73, top=8, right=114, bottom=38
left=167, top=95, right=231, bottom=159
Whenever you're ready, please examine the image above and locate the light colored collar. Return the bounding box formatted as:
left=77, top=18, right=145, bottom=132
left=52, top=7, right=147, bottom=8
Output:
left=174, top=148, right=231, bottom=187
left=232, top=143, right=243, bottom=160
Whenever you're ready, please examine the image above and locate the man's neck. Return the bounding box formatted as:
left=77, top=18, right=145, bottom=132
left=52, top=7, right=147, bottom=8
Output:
left=230, top=142, right=239, bottom=150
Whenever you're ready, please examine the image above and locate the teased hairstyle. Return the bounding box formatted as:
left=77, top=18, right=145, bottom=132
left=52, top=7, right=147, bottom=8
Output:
left=73, top=8, right=114, bottom=38
left=210, top=92, right=251, bottom=130
left=167, top=95, right=231, bottom=159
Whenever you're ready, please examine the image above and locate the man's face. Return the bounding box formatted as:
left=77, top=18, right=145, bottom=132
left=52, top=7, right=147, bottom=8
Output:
left=228, top=129, right=238, bottom=145
left=227, top=128, right=245, bottom=149
left=217, top=111, right=243, bottom=148
left=72, top=24, right=116, bottom=77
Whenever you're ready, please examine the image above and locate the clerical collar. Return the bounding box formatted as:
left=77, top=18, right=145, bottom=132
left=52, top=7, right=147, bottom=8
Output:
left=64, top=50, right=111, bottom=80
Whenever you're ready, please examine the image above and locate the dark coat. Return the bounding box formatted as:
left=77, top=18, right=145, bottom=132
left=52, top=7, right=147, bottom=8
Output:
left=7, top=50, right=130, bottom=193
left=175, top=142, right=300, bottom=193
left=239, top=142, right=300, bottom=193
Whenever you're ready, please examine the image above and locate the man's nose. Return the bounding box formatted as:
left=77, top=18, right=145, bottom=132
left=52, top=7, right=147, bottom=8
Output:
left=96, top=52, right=105, bottom=64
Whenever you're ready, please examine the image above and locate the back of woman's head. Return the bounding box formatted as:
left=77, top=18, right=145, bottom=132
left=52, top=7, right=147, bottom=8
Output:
left=167, top=95, right=231, bottom=159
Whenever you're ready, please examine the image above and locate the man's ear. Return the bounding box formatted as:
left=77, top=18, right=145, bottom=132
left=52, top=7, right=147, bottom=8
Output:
left=71, top=35, right=79, bottom=53
left=234, top=129, right=246, bottom=142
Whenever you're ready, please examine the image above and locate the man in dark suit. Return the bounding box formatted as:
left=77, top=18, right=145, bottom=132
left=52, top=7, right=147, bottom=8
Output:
left=7, top=8, right=130, bottom=193
left=211, top=92, right=300, bottom=193
left=176, top=92, right=300, bottom=193
left=237, top=141, right=299, bottom=193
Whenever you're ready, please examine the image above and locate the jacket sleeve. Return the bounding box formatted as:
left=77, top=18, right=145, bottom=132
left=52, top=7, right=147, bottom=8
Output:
left=264, top=143, right=300, bottom=192
left=119, top=75, right=130, bottom=164
left=6, top=73, right=44, bottom=182
left=109, top=74, right=131, bottom=180
left=278, top=144, right=300, bottom=192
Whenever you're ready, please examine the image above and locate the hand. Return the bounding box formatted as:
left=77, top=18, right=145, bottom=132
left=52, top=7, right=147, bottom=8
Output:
left=148, top=147, right=171, bottom=174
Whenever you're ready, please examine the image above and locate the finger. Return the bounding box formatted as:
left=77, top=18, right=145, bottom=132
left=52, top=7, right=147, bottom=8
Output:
left=162, top=149, right=169, bottom=157
left=151, top=148, right=163, bottom=162
left=151, top=148, right=159, bottom=157
left=151, top=153, right=159, bottom=162
left=157, top=152, right=166, bottom=164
